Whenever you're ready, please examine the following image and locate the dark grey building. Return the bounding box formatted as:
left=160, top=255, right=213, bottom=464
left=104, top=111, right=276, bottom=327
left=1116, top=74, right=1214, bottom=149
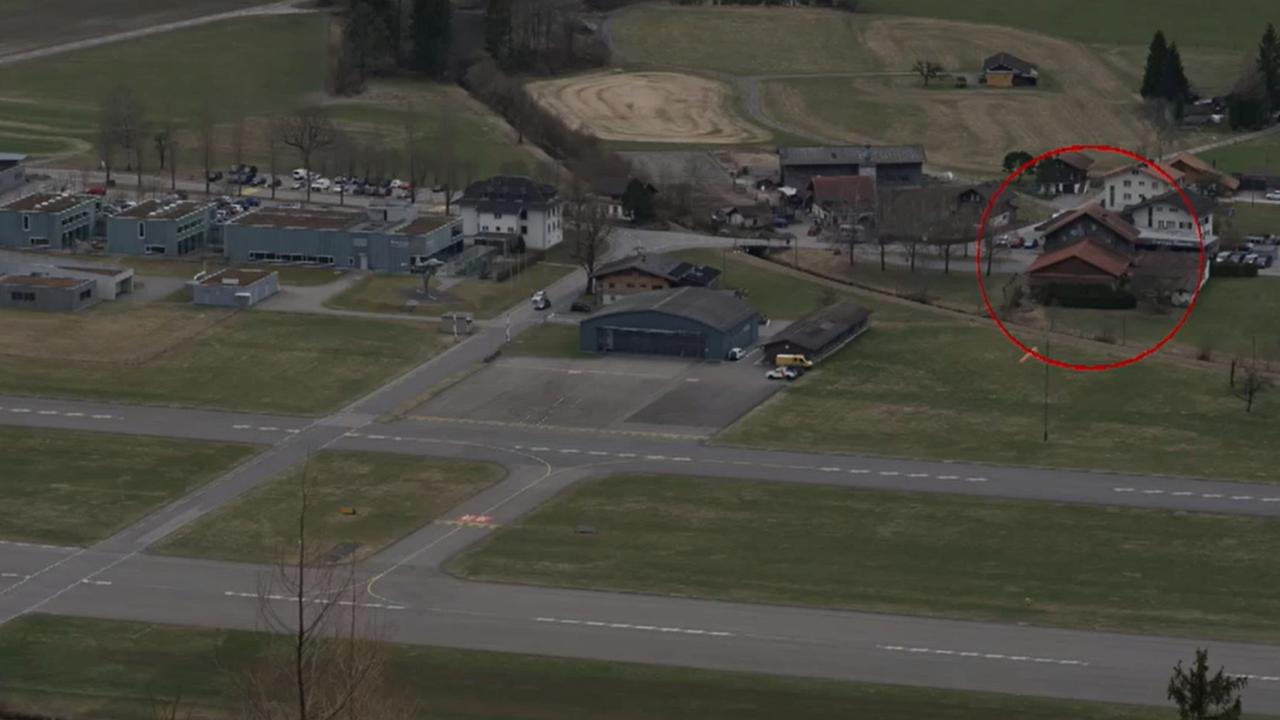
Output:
left=0, top=273, right=98, bottom=311
left=0, top=153, right=26, bottom=195
left=222, top=203, right=462, bottom=272
left=190, top=268, right=279, bottom=307
left=779, top=145, right=926, bottom=190
left=0, top=192, right=96, bottom=250
left=106, top=200, right=212, bottom=256
left=579, top=286, right=759, bottom=359
left=761, top=302, right=871, bottom=364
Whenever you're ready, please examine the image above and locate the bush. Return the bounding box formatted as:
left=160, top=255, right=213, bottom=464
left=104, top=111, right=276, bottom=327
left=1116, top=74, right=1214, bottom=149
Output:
left=1211, top=261, right=1259, bottom=278
left=1033, top=283, right=1137, bottom=309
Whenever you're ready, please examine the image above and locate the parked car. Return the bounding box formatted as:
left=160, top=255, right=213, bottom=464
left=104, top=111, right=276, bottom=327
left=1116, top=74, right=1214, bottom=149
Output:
left=310, top=178, right=331, bottom=192
left=775, top=354, right=814, bottom=369
left=570, top=300, right=593, bottom=313
left=1265, top=190, right=1280, bottom=201
left=1229, top=251, right=1248, bottom=263
left=86, top=185, right=107, bottom=196
left=726, top=347, right=745, bottom=361
left=766, top=367, right=800, bottom=380
left=1215, top=251, right=1232, bottom=263
left=1259, top=255, right=1275, bottom=268
left=291, top=168, right=308, bottom=181
left=207, top=171, right=223, bottom=182
left=531, top=290, right=550, bottom=311
left=1024, top=237, right=1039, bottom=249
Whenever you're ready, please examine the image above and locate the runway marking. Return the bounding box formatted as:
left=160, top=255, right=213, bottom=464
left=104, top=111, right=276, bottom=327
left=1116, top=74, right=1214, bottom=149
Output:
left=224, top=591, right=405, bottom=611
left=0, top=572, right=27, bottom=579
left=1171, top=491, right=1193, bottom=496
left=9, top=408, right=30, bottom=413
left=1264, top=498, right=1280, bottom=503
left=878, top=471, right=900, bottom=476
left=670, top=457, right=692, bottom=462
left=848, top=469, right=871, bottom=474
left=37, top=410, right=57, bottom=415
left=965, top=477, right=988, bottom=483
left=587, top=451, right=609, bottom=456
left=1202, top=493, right=1223, bottom=499
left=1234, top=674, right=1280, bottom=682
left=534, top=616, right=733, bottom=637
left=64, top=412, right=84, bottom=417
left=366, top=434, right=387, bottom=440
left=1142, top=489, right=1164, bottom=495
left=820, top=467, right=842, bottom=472
left=80, top=579, right=112, bottom=586
left=1230, top=495, right=1254, bottom=501
left=645, top=455, right=667, bottom=460
left=907, top=473, right=930, bottom=478
left=938, top=475, right=959, bottom=480
left=1113, top=487, right=1136, bottom=493
left=876, top=644, right=1088, bottom=667
left=91, top=414, right=115, bottom=420
left=233, top=424, right=251, bottom=429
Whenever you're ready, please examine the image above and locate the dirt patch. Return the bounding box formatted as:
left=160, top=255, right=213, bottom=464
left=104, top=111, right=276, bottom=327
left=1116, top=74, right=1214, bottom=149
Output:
left=0, top=304, right=232, bottom=364
left=528, top=71, right=768, bottom=144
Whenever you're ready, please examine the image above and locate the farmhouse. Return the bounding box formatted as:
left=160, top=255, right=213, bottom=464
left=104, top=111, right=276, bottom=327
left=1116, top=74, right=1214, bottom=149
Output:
left=223, top=203, right=461, bottom=273
left=1099, top=162, right=1183, bottom=212
left=0, top=273, right=98, bottom=312
left=593, top=252, right=721, bottom=305
left=982, top=52, right=1039, bottom=87
left=806, top=176, right=877, bottom=227
left=1028, top=238, right=1133, bottom=293
left=459, top=176, right=563, bottom=251
left=190, top=268, right=279, bottom=308
left=0, top=152, right=26, bottom=195
left=106, top=199, right=212, bottom=256
left=1037, top=153, right=1093, bottom=195
left=878, top=182, right=1017, bottom=241
left=579, top=286, right=759, bottom=359
left=762, top=302, right=871, bottom=365
left=1039, top=204, right=1139, bottom=255
left=0, top=193, right=96, bottom=250
left=1167, top=152, right=1240, bottom=196
left=592, top=176, right=656, bottom=221
left=779, top=145, right=925, bottom=191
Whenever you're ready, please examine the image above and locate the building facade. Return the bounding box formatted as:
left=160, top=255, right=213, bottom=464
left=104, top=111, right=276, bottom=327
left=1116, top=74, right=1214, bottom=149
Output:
left=0, top=273, right=98, bottom=311
left=0, top=153, right=26, bottom=196
left=458, top=176, right=563, bottom=251
left=1099, top=162, right=1183, bottom=212
left=106, top=200, right=212, bottom=256
left=0, top=193, right=96, bottom=250
left=579, top=287, right=759, bottom=359
left=779, top=145, right=926, bottom=191
left=190, top=268, right=279, bottom=307
left=593, top=253, right=721, bottom=305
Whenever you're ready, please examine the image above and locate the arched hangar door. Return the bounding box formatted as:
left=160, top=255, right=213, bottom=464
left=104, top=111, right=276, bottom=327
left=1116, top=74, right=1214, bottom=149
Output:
left=597, top=326, right=706, bottom=358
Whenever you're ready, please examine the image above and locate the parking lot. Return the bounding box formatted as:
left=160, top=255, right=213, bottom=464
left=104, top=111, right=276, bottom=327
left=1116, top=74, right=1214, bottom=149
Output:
left=410, top=354, right=782, bottom=437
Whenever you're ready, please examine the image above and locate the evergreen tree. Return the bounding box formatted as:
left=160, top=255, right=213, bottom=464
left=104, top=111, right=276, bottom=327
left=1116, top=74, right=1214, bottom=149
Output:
left=1168, top=648, right=1247, bottom=720
left=412, top=0, right=451, bottom=77
left=1259, top=22, right=1280, bottom=109
left=1159, top=42, right=1192, bottom=103
left=1140, top=30, right=1169, bottom=98
left=484, top=0, right=513, bottom=63
left=621, top=179, right=656, bottom=224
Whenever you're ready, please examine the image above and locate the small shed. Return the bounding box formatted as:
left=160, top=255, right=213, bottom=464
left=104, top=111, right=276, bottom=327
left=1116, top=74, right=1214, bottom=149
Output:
left=190, top=268, right=279, bottom=307
left=762, top=302, right=871, bottom=364
left=982, top=52, right=1039, bottom=87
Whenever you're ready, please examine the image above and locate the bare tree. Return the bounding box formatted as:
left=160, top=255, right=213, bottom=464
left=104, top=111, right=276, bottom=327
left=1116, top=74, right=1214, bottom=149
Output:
left=566, top=181, right=613, bottom=295
left=131, top=114, right=149, bottom=196
left=98, top=85, right=145, bottom=190
left=153, top=113, right=178, bottom=191
left=912, top=59, right=944, bottom=87
left=404, top=101, right=426, bottom=204
left=278, top=109, right=337, bottom=204
left=197, top=105, right=216, bottom=197
left=437, top=106, right=459, bottom=213
left=267, top=119, right=281, bottom=201
left=1234, top=337, right=1272, bottom=413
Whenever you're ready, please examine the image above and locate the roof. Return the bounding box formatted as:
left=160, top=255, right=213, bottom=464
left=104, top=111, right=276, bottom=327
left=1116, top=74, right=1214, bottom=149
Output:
left=983, top=52, right=1037, bottom=75
left=764, top=302, right=872, bottom=352
left=0, top=274, right=91, bottom=289
left=1126, top=189, right=1217, bottom=218
left=1168, top=153, right=1241, bottom=191
left=1039, top=203, right=1139, bottom=243
left=196, top=268, right=277, bottom=287
left=594, top=252, right=721, bottom=287
left=1028, top=238, right=1133, bottom=278
left=809, top=175, right=877, bottom=209
left=1, top=192, right=94, bottom=213
left=459, top=176, right=559, bottom=213
left=394, top=214, right=457, bottom=236
left=779, top=145, right=927, bottom=167
left=114, top=200, right=209, bottom=220
left=55, top=264, right=130, bottom=277
left=1101, top=161, right=1183, bottom=184
left=1053, top=152, right=1095, bottom=171
left=586, top=286, right=756, bottom=332
left=228, top=207, right=362, bottom=231
left=0, top=152, right=28, bottom=162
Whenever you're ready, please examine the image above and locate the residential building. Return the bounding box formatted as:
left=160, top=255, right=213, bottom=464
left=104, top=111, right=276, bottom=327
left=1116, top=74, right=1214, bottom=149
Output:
left=982, top=52, right=1039, bottom=87
left=458, top=176, right=563, bottom=251
left=1037, top=152, right=1094, bottom=195
left=1038, top=204, right=1140, bottom=255
left=0, top=273, right=98, bottom=311
left=762, top=302, right=872, bottom=364
left=1099, top=161, right=1184, bottom=211
left=0, top=152, right=26, bottom=195
left=579, top=286, right=759, bottom=359
left=222, top=203, right=462, bottom=272
left=190, top=268, right=279, bottom=307
left=806, top=175, right=877, bottom=227
left=592, top=176, right=656, bottom=221
left=593, top=252, right=721, bottom=305
left=1125, top=190, right=1217, bottom=251
left=0, top=193, right=96, bottom=250
left=778, top=145, right=926, bottom=191
left=1167, top=152, right=1240, bottom=196
left=1028, top=238, right=1134, bottom=295
left=106, top=199, right=212, bottom=256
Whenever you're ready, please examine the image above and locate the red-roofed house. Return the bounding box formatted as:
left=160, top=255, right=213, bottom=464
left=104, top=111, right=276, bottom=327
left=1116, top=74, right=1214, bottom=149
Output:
left=1028, top=238, right=1135, bottom=303
left=1038, top=203, right=1140, bottom=256
left=806, top=175, right=877, bottom=226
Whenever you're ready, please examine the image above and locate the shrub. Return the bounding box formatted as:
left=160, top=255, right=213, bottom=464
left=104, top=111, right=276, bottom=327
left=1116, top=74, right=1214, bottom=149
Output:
left=1210, top=261, right=1259, bottom=278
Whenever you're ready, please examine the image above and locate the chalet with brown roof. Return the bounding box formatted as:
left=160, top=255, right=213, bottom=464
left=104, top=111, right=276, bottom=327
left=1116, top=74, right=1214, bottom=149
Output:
left=593, top=252, right=722, bottom=305
left=1167, top=153, right=1240, bottom=196
left=1028, top=238, right=1134, bottom=288
left=1037, top=153, right=1094, bottom=195
left=1038, top=203, right=1139, bottom=256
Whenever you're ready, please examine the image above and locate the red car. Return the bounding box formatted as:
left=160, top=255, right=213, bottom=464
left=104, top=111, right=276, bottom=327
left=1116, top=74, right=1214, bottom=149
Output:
left=86, top=185, right=106, bottom=196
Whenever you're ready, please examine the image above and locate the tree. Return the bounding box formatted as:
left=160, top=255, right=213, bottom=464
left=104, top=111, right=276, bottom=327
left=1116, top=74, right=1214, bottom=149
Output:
left=1159, top=42, right=1192, bottom=104
left=912, top=59, right=943, bottom=87
left=621, top=178, right=655, bottom=224
left=566, top=182, right=613, bottom=295
left=1002, top=150, right=1034, bottom=174
left=1141, top=30, right=1169, bottom=98
left=412, top=0, right=451, bottom=77
left=153, top=114, right=178, bottom=191
left=1168, top=648, right=1248, bottom=719
left=484, top=0, right=513, bottom=62
left=97, top=85, right=144, bottom=188
left=267, top=119, right=281, bottom=201
left=1259, top=22, right=1280, bottom=111
left=1233, top=337, right=1272, bottom=413
left=345, top=1, right=392, bottom=88
left=231, top=119, right=246, bottom=197
left=278, top=110, right=337, bottom=204
left=197, top=105, right=216, bottom=197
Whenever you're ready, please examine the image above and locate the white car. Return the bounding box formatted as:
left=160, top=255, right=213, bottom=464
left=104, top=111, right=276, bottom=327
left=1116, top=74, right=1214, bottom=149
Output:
left=291, top=168, right=308, bottom=181
left=310, top=178, right=331, bottom=192
left=726, top=347, right=745, bottom=361
left=1266, top=190, right=1280, bottom=201
left=766, top=367, right=799, bottom=380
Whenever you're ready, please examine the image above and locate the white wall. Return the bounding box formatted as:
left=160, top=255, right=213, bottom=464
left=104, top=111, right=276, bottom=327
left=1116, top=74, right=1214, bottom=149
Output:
left=1101, top=168, right=1174, bottom=211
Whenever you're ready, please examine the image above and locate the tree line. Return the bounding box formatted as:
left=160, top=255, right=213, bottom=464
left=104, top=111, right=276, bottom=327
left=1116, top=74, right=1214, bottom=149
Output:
left=1139, top=22, right=1280, bottom=129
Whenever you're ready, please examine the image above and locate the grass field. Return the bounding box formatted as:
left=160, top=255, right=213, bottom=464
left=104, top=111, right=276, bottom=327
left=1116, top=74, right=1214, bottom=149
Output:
left=1201, top=133, right=1280, bottom=175
left=157, top=451, right=503, bottom=563
left=455, top=473, right=1280, bottom=642
left=1228, top=202, right=1280, bottom=237
left=501, top=322, right=586, bottom=358
left=0, top=0, right=273, bottom=55
left=0, top=308, right=448, bottom=414
left=0, top=615, right=1179, bottom=720
left=0, top=427, right=254, bottom=546
left=327, top=264, right=573, bottom=318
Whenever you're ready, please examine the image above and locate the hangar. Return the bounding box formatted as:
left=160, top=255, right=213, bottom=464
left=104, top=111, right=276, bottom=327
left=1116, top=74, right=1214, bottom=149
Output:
left=762, top=302, right=872, bottom=364
left=579, top=286, right=759, bottom=359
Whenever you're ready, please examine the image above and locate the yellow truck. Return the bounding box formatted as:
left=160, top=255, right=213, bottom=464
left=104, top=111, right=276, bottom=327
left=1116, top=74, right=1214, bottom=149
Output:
left=774, top=354, right=814, bottom=368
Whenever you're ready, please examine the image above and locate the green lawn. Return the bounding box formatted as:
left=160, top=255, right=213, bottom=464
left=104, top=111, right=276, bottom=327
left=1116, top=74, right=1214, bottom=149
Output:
left=455, top=473, right=1280, bottom=643
left=157, top=451, right=503, bottom=563
left=328, top=264, right=573, bottom=318
left=1228, top=202, right=1280, bottom=237
left=1201, top=134, right=1280, bottom=175
left=0, top=615, right=1179, bottom=720
left=0, top=310, right=449, bottom=415
left=502, top=322, right=586, bottom=359
left=0, top=427, right=255, bottom=546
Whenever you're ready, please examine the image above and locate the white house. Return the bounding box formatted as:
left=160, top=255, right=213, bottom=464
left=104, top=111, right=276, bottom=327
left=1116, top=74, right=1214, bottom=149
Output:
left=1099, top=162, right=1184, bottom=212
left=1126, top=190, right=1216, bottom=250
left=458, top=176, right=563, bottom=251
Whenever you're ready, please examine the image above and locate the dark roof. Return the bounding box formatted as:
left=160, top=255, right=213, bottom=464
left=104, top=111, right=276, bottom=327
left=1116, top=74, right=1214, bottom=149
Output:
left=459, top=176, right=559, bottom=213
left=1028, top=238, right=1133, bottom=278
left=114, top=199, right=209, bottom=220
left=2, top=192, right=93, bottom=213
left=983, top=52, right=1037, bottom=75
left=779, top=145, right=926, bottom=167
left=229, top=207, right=362, bottom=231
left=764, top=302, right=871, bottom=352
left=394, top=214, right=457, bottom=235
left=1125, top=189, right=1218, bottom=217
left=1052, top=152, right=1095, bottom=171
left=0, top=274, right=91, bottom=288
left=594, top=252, right=721, bottom=287
left=586, top=286, right=756, bottom=332
left=808, top=175, right=877, bottom=209
left=1039, top=203, right=1139, bottom=243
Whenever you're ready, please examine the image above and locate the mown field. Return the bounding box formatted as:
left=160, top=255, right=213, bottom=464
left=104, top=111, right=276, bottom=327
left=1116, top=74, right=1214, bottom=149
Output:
left=0, top=615, right=1179, bottom=720
left=0, top=0, right=272, bottom=55
left=1202, top=132, right=1280, bottom=175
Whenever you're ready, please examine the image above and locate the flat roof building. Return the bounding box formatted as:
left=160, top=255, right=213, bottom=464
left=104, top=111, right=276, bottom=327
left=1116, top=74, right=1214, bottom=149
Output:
left=0, top=273, right=98, bottom=311
left=106, top=199, right=212, bottom=256
left=0, top=192, right=97, bottom=250
left=190, top=268, right=279, bottom=307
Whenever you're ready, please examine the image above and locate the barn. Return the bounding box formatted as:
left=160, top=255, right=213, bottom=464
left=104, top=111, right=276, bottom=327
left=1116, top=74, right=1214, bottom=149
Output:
left=579, top=287, right=759, bottom=360
left=761, top=302, right=872, bottom=364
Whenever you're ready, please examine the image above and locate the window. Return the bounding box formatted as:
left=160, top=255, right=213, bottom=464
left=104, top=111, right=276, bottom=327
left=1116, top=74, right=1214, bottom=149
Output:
left=495, top=212, right=503, bottom=219
left=29, top=237, right=48, bottom=247
left=481, top=225, right=489, bottom=232
left=138, top=222, right=146, bottom=239
left=79, top=289, right=92, bottom=301
left=10, top=291, right=35, bottom=302
left=1123, top=180, right=1132, bottom=188
left=144, top=244, right=166, bottom=255
left=521, top=225, right=528, bottom=235
left=21, top=214, right=29, bottom=231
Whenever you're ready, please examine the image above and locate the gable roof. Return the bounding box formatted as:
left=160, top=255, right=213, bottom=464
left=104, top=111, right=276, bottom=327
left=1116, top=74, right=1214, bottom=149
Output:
left=779, top=145, right=926, bottom=167
left=1053, top=152, right=1095, bottom=171
left=764, top=302, right=871, bottom=353
left=1125, top=189, right=1218, bottom=217
left=459, top=176, right=559, bottom=213
left=1038, top=203, right=1139, bottom=243
left=1101, top=161, right=1184, bottom=184
left=1168, top=153, right=1241, bottom=191
left=808, top=175, right=877, bottom=209
left=983, top=52, right=1037, bottom=75
left=587, top=286, right=756, bottom=331
left=594, top=252, right=721, bottom=287
left=1028, top=238, right=1133, bottom=278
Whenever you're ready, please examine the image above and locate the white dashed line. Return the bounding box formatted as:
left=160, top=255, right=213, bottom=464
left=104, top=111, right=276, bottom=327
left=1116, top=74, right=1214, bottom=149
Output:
left=559, top=449, right=581, bottom=454
left=530, top=446, right=550, bottom=452
left=877, top=644, right=1088, bottom=667
left=534, top=617, right=734, bottom=637
left=907, top=473, right=930, bottom=478
left=1142, top=489, right=1164, bottom=495
left=878, top=470, right=900, bottom=477
left=232, top=424, right=251, bottom=429
left=366, top=434, right=387, bottom=440
left=258, top=426, right=278, bottom=432
left=965, top=477, right=988, bottom=483
left=91, top=414, right=114, bottom=420
left=1263, top=498, right=1280, bottom=503
left=670, top=457, right=692, bottom=462
left=9, top=408, right=29, bottom=413
left=64, top=412, right=84, bottom=417
left=80, top=579, right=112, bottom=586
left=587, top=451, right=609, bottom=456
left=1231, top=496, right=1254, bottom=501
left=1202, top=493, right=1223, bottom=499
left=1113, top=487, right=1136, bottom=493
left=1234, top=674, right=1280, bottom=682
left=938, top=475, right=959, bottom=480
left=224, top=590, right=404, bottom=611
left=644, top=455, right=666, bottom=460
left=617, top=453, right=637, bottom=458
left=848, top=469, right=871, bottom=474
left=820, top=467, right=842, bottom=472
left=1171, top=491, right=1193, bottom=496
left=37, top=410, right=57, bottom=415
